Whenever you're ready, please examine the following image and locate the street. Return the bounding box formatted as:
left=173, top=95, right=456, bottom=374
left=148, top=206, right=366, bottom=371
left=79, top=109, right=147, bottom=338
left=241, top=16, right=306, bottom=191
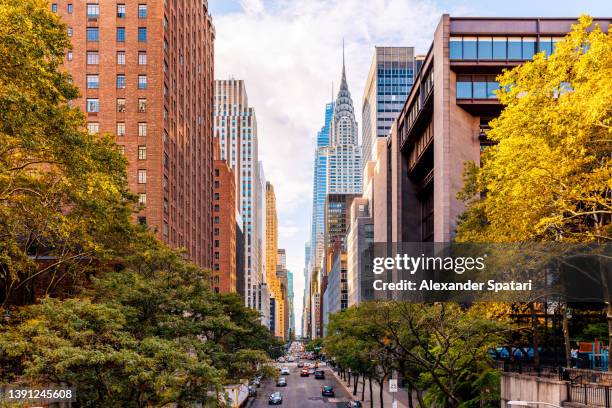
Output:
left=248, top=362, right=353, bottom=407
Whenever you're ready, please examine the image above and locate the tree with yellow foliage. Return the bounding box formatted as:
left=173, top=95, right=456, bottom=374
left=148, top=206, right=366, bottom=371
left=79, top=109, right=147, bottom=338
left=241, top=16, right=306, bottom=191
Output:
left=456, top=15, right=611, bottom=369
left=457, top=15, right=611, bottom=243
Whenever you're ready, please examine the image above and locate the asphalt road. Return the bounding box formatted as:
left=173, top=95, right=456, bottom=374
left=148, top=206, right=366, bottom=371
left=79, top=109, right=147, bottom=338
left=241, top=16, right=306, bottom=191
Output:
left=248, top=362, right=352, bottom=408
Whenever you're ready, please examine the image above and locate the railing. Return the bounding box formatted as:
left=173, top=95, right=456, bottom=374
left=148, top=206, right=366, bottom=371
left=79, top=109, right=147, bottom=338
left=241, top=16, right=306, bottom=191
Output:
left=568, top=383, right=612, bottom=407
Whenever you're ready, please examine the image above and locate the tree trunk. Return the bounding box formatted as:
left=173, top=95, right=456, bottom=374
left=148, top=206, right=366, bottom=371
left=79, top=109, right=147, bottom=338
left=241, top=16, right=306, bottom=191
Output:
left=361, top=373, right=365, bottom=401
left=348, top=371, right=351, bottom=387
left=369, top=376, right=373, bottom=408
left=562, top=304, right=572, bottom=368
left=408, top=383, right=414, bottom=408
left=378, top=377, right=385, bottom=408
left=353, top=372, right=359, bottom=395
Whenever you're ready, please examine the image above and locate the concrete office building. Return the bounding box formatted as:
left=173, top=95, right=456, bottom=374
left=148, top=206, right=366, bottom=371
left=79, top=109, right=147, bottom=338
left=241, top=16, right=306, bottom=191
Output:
left=287, top=270, right=295, bottom=339
left=257, top=161, right=269, bottom=327
left=384, top=15, right=611, bottom=243
left=346, top=198, right=374, bottom=307
left=214, top=80, right=263, bottom=311
left=52, top=0, right=215, bottom=269
left=277, top=249, right=290, bottom=340
left=362, top=47, right=416, bottom=170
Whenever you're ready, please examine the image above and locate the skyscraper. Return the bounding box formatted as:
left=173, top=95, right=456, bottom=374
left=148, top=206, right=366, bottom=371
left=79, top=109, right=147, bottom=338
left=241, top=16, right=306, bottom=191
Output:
left=266, top=182, right=283, bottom=337
left=214, top=80, right=262, bottom=310
left=309, top=102, right=334, bottom=271
left=287, top=270, right=294, bottom=339
left=327, top=49, right=362, bottom=195
left=52, top=0, right=215, bottom=269
left=362, top=47, right=416, bottom=169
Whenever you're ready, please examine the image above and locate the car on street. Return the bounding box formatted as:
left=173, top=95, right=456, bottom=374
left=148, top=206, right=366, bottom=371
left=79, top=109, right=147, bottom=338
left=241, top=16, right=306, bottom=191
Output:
left=276, top=377, right=287, bottom=387
left=297, top=361, right=304, bottom=367
left=321, top=385, right=335, bottom=397
left=277, top=357, right=286, bottom=363
left=269, top=391, right=283, bottom=405
left=281, top=367, right=290, bottom=375
left=248, top=385, right=257, bottom=397
left=346, top=401, right=363, bottom=408
left=308, top=367, right=316, bottom=375
left=314, top=370, right=325, bottom=379
left=250, top=378, right=261, bottom=388
left=300, top=368, right=310, bottom=377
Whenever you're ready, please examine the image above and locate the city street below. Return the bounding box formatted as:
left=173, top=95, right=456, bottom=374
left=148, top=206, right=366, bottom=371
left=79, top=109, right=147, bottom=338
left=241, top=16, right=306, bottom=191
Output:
left=248, top=362, right=352, bottom=408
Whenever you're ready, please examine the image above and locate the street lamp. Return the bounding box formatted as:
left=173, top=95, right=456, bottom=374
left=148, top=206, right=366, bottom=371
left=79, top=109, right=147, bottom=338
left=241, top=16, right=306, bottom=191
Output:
left=507, top=401, right=562, bottom=408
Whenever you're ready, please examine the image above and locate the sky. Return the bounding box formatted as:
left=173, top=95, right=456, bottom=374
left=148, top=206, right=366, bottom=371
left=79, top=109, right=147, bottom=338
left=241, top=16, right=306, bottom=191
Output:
left=209, top=0, right=611, bottom=336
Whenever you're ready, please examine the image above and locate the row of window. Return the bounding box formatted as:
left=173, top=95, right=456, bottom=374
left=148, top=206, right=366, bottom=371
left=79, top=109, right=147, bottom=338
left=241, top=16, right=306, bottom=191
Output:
left=84, top=50, right=147, bottom=65
left=52, top=3, right=147, bottom=19
left=86, top=27, right=147, bottom=42
left=87, top=121, right=148, bottom=137
left=85, top=74, right=148, bottom=89
left=456, top=75, right=500, bottom=99
left=449, top=36, right=564, bottom=61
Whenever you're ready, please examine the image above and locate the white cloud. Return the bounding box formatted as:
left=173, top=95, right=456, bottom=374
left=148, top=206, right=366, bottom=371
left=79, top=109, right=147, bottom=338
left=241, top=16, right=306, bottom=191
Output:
left=213, top=0, right=467, bottom=335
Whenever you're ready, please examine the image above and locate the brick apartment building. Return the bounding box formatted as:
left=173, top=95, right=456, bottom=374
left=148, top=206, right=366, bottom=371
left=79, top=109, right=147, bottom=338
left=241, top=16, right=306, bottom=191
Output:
left=213, top=140, right=237, bottom=293
left=51, top=0, right=215, bottom=269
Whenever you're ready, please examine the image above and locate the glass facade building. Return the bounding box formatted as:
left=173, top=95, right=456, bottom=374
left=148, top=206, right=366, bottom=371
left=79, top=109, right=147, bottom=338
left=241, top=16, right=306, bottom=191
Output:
left=362, top=47, right=415, bottom=169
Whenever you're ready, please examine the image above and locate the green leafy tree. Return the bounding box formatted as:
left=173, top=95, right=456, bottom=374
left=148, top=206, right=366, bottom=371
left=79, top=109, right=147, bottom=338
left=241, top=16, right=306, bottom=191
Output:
left=0, top=0, right=136, bottom=306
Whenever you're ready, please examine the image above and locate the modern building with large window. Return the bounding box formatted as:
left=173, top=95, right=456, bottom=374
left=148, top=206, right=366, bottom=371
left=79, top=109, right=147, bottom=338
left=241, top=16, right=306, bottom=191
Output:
left=361, top=47, right=416, bottom=171
left=52, top=0, right=215, bottom=269
left=382, top=15, right=611, bottom=243
left=214, top=80, right=264, bottom=312
left=308, top=101, right=334, bottom=273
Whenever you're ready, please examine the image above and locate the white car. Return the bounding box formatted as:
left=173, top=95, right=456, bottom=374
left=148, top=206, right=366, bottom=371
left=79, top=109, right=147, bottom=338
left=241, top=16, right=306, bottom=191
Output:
left=281, top=367, right=290, bottom=375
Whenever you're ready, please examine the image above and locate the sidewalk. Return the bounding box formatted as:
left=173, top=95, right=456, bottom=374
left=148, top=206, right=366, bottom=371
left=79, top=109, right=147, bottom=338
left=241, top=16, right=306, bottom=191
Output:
left=329, top=368, right=417, bottom=408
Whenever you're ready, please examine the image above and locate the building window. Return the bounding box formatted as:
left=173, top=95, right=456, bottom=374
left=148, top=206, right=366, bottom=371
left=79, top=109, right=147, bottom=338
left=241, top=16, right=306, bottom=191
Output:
left=138, top=27, right=147, bottom=42
left=67, top=27, right=73, bottom=37
left=117, top=51, right=125, bottom=65
left=450, top=36, right=537, bottom=61
left=86, top=51, right=99, bottom=65
left=137, top=216, right=147, bottom=225
left=116, top=74, right=126, bottom=89
left=86, top=98, right=99, bottom=113
left=138, top=51, right=147, bottom=65
left=67, top=51, right=73, bottom=61
left=86, top=74, right=99, bottom=89
left=138, top=4, right=147, bottom=18
left=117, top=27, right=126, bottom=43
left=117, top=4, right=126, bottom=18
left=67, top=3, right=72, bottom=13
left=138, top=193, right=146, bottom=206
left=117, top=98, right=126, bottom=112
left=51, top=3, right=57, bottom=13
left=138, top=75, right=147, bottom=89
left=138, top=98, right=146, bottom=112
left=87, top=3, right=99, bottom=18
left=87, top=122, right=99, bottom=135
left=138, top=122, right=147, bottom=137
left=86, top=27, right=99, bottom=42
left=116, top=122, right=125, bottom=136
left=117, top=145, right=125, bottom=155
left=138, top=169, right=147, bottom=184
left=138, top=145, right=147, bottom=160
